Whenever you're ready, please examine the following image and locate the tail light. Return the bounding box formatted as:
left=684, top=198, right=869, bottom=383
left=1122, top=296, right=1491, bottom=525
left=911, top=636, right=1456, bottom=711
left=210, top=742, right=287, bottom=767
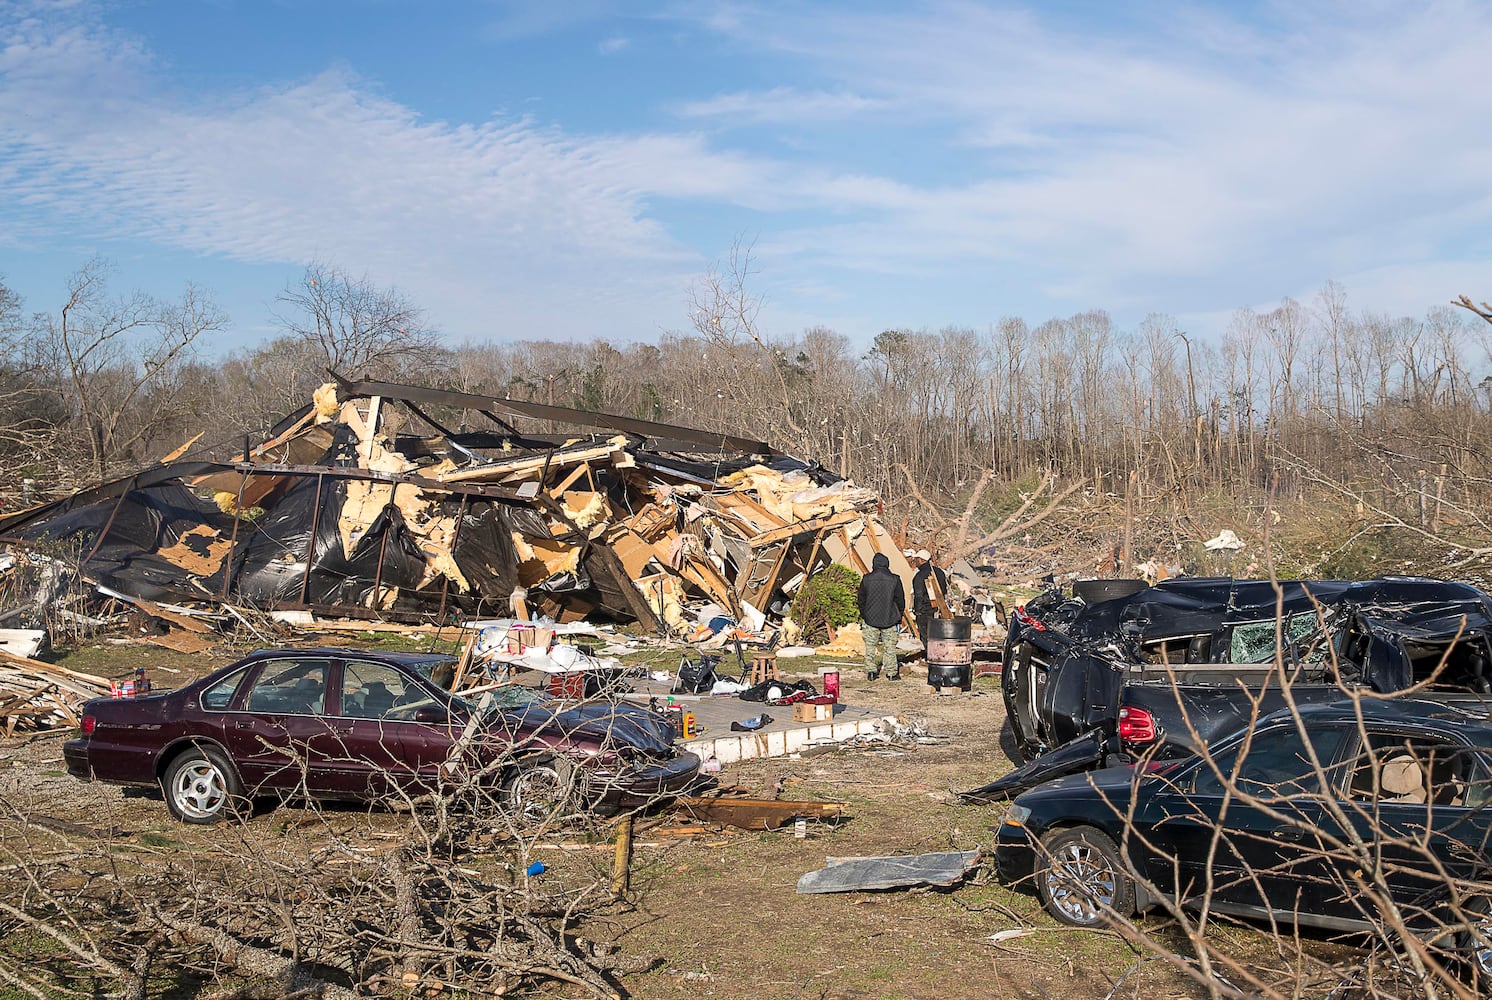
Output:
left=1117, top=706, right=1156, bottom=744
left=81, top=715, right=96, bottom=735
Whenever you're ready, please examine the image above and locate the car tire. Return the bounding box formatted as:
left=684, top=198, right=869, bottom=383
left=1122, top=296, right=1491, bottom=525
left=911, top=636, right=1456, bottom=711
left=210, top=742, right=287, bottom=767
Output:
left=502, top=756, right=576, bottom=824
left=1037, top=826, right=1135, bottom=927
left=1458, top=897, right=1492, bottom=993
left=161, top=745, right=245, bottom=825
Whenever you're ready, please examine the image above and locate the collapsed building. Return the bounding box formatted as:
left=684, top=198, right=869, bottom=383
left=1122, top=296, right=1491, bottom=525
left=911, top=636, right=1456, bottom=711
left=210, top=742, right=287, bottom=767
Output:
left=0, top=377, right=918, bottom=646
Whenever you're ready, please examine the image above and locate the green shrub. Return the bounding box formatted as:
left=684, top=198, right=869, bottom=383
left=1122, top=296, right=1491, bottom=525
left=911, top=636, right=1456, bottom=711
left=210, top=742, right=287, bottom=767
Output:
left=791, top=564, right=862, bottom=644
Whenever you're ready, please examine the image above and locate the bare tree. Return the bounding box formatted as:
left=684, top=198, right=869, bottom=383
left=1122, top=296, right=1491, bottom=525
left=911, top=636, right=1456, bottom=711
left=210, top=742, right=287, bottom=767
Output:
left=273, top=261, right=441, bottom=381
left=39, top=258, right=226, bottom=482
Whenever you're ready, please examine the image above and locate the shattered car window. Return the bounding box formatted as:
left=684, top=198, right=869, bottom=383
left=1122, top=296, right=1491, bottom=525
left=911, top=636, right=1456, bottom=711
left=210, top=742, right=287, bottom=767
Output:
left=485, top=685, right=549, bottom=711
left=1229, top=612, right=1321, bottom=663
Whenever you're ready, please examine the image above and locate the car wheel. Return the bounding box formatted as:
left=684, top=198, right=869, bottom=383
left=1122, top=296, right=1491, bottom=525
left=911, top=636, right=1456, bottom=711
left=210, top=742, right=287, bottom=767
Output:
left=162, top=746, right=244, bottom=824
left=502, top=756, right=576, bottom=824
left=1037, top=826, right=1135, bottom=927
left=1458, top=897, right=1492, bottom=991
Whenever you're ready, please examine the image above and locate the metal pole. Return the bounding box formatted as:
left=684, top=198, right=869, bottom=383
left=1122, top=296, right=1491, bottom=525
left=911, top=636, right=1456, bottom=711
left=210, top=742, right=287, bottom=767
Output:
left=435, top=493, right=469, bottom=626
left=368, top=482, right=396, bottom=608
left=298, top=472, right=326, bottom=607
left=81, top=476, right=134, bottom=568
left=220, top=443, right=251, bottom=601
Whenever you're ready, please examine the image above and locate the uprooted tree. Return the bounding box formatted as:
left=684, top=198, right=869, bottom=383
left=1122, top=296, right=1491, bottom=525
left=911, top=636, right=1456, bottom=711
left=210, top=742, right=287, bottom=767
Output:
left=0, top=704, right=666, bottom=998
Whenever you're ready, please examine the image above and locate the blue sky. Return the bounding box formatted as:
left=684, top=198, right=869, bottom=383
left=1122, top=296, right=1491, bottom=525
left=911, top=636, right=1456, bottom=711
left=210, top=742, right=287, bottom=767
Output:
left=1, top=0, right=1489, bottom=354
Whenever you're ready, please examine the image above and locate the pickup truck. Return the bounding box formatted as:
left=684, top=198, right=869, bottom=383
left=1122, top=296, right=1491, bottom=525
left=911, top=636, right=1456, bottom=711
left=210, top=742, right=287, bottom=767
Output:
left=966, top=576, right=1492, bottom=800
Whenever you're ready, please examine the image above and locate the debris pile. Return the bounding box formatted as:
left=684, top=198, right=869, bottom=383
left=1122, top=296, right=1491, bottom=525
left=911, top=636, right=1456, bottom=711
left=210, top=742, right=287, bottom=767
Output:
left=0, top=377, right=919, bottom=653
left=0, top=650, right=110, bottom=735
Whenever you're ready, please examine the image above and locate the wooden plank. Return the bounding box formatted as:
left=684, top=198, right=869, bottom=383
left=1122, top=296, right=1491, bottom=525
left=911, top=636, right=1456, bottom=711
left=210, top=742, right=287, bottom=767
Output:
left=548, top=461, right=592, bottom=497
left=148, top=631, right=216, bottom=654
left=0, top=650, right=110, bottom=687
left=119, top=596, right=215, bottom=634
left=438, top=438, right=627, bottom=484
left=674, top=796, right=845, bottom=831
left=721, top=489, right=791, bottom=528
left=749, top=510, right=862, bottom=549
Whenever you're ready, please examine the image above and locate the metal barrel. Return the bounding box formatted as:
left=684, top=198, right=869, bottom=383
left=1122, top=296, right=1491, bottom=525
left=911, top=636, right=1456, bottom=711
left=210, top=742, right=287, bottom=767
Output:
left=927, top=616, right=973, bottom=691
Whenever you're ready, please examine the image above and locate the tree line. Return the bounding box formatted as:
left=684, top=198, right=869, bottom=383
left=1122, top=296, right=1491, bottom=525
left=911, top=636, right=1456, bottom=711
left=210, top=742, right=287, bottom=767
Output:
left=4, top=250, right=1491, bottom=580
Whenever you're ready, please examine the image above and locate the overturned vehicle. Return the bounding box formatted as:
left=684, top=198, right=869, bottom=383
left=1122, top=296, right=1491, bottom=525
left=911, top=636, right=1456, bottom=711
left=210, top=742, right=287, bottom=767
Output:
left=969, top=576, right=1492, bottom=800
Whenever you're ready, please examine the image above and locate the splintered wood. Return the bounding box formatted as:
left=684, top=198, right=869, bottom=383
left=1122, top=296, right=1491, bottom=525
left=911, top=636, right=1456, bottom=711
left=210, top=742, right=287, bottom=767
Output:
left=0, top=650, right=111, bottom=736
left=1, top=378, right=909, bottom=640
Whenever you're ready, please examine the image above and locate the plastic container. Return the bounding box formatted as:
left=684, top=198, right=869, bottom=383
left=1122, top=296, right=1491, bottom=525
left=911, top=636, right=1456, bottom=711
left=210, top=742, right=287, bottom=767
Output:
left=818, top=666, right=840, bottom=702
left=525, top=861, right=546, bottom=876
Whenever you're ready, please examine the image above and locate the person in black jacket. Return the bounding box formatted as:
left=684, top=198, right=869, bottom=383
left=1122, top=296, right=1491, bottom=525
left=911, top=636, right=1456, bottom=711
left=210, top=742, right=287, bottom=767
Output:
left=910, top=548, right=948, bottom=658
left=856, top=552, right=905, bottom=680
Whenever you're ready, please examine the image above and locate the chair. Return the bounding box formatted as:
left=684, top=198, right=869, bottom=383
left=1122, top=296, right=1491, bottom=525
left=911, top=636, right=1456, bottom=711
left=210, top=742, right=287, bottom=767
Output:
left=359, top=681, right=396, bottom=717
left=748, top=652, right=779, bottom=685
left=286, top=676, right=324, bottom=715
left=1379, top=755, right=1428, bottom=804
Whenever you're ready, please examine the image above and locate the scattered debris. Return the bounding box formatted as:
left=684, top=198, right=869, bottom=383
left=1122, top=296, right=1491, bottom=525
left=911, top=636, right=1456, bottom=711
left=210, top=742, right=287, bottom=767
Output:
left=0, top=649, right=111, bottom=734
left=795, top=850, right=981, bottom=894
left=0, top=376, right=921, bottom=653
left=674, top=790, right=845, bottom=831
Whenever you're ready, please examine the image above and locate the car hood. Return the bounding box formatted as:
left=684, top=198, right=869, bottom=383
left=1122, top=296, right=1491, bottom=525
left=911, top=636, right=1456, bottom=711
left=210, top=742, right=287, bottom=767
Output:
left=493, top=700, right=676, bottom=755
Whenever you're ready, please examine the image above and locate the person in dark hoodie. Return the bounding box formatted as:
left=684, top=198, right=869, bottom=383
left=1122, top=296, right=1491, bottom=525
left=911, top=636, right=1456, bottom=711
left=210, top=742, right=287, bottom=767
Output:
left=856, top=552, right=906, bottom=680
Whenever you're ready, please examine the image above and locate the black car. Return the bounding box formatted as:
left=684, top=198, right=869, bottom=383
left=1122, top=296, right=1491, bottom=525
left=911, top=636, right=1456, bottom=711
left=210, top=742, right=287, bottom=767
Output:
left=995, top=699, right=1492, bottom=978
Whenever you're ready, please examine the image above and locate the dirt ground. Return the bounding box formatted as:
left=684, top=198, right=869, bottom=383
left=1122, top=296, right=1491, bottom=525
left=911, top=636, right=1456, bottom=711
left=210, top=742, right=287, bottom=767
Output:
left=1, top=638, right=1363, bottom=999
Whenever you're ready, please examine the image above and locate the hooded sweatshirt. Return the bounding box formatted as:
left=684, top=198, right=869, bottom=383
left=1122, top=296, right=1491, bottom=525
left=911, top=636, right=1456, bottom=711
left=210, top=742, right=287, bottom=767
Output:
left=856, top=553, right=906, bottom=629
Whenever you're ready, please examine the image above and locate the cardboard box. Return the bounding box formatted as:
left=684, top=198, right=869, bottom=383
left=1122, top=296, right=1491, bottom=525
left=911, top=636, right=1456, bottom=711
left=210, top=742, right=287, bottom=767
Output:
left=792, top=701, right=833, bottom=723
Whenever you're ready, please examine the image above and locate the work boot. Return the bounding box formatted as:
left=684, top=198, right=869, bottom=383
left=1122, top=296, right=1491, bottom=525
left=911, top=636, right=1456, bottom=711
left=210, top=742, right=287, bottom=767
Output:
left=866, top=671, right=879, bottom=681
left=887, top=673, right=902, bottom=681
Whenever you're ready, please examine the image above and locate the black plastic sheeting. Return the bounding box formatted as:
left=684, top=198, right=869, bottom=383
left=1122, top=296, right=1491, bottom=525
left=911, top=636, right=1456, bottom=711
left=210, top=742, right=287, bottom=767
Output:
left=1056, top=576, right=1492, bottom=649
left=8, top=462, right=608, bottom=617
left=12, top=481, right=236, bottom=600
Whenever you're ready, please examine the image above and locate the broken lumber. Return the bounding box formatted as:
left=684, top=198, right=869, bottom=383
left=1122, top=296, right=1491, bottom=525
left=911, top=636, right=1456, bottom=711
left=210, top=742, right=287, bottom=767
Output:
left=673, top=795, right=845, bottom=831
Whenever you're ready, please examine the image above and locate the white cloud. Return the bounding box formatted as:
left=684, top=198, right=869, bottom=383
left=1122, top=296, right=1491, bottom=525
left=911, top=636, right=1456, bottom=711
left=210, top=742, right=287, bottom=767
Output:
left=0, top=3, right=775, bottom=339
left=4, top=0, right=1492, bottom=346
left=675, top=86, right=891, bottom=124
left=678, top=1, right=1492, bottom=318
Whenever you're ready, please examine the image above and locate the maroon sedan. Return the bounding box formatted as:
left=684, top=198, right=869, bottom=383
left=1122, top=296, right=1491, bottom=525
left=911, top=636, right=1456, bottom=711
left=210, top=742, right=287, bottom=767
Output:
left=65, top=648, right=702, bottom=824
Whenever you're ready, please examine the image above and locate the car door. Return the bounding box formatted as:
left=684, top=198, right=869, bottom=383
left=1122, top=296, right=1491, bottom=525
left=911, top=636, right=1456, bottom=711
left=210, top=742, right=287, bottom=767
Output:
left=1334, top=730, right=1492, bottom=930
left=331, top=658, right=461, bottom=796
left=1147, top=721, right=1352, bottom=919
left=218, top=655, right=344, bottom=797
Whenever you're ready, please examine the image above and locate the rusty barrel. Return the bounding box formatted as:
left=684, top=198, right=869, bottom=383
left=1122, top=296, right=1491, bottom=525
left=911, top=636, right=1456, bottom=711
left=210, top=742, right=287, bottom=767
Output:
left=926, top=616, right=973, bottom=691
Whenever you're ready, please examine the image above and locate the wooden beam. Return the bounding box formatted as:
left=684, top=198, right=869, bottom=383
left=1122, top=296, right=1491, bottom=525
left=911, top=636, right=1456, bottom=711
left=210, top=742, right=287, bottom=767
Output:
left=673, top=796, right=845, bottom=831
left=749, top=510, right=863, bottom=549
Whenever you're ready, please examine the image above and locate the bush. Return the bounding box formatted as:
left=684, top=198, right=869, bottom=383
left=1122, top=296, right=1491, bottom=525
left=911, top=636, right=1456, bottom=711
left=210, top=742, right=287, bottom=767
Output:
left=791, top=564, right=862, bottom=644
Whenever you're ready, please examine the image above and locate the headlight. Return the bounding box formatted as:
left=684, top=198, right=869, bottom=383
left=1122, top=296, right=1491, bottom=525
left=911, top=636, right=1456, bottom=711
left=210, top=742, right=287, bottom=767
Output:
left=1002, top=804, right=1032, bottom=828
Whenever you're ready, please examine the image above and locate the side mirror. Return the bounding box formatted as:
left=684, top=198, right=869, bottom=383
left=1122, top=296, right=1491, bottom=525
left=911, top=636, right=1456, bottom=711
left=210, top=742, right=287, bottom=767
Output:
left=413, top=706, right=448, bottom=724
